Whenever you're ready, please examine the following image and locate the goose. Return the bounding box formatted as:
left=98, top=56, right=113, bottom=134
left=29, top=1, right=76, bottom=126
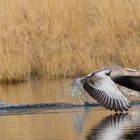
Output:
left=73, top=65, right=140, bottom=112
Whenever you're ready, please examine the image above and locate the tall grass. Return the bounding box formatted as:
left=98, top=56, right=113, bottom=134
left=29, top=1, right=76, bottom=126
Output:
left=0, top=0, right=140, bottom=82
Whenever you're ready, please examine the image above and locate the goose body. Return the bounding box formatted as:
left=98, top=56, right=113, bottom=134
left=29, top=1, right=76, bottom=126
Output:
left=74, top=65, right=140, bottom=112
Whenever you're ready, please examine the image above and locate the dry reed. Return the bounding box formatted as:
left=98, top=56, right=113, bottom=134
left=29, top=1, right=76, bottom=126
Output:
left=0, top=0, right=140, bottom=83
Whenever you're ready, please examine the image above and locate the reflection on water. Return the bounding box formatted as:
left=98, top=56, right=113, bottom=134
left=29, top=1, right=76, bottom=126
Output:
left=0, top=79, right=139, bottom=140
left=86, top=109, right=140, bottom=140
left=86, top=113, right=128, bottom=140
left=0, top=79, right=74, bottom=104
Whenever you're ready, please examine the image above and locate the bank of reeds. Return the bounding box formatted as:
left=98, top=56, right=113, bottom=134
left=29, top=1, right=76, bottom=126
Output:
left=0, top=0, right=140, bottom=83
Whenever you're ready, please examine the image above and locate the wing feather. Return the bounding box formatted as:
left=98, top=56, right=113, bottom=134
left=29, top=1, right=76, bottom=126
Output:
left=114, top=76, right=140, bottom=92
left=83, top=72, right=131, bottom=112
left=106, top=96, right=111, bottom=109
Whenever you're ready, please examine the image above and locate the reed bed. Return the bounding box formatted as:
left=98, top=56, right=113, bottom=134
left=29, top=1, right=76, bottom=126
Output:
left=0, top=0, right=140, bottom=83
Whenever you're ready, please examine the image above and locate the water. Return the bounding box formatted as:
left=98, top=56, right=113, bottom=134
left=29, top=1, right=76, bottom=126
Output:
left=0, top=79, right=140, bottom=140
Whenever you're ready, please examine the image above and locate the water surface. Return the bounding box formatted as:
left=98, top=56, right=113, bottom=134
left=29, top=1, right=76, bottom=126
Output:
left=0, top=79, right=139, bottom=140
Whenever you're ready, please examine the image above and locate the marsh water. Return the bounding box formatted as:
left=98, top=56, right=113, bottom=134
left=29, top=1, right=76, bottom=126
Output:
left=0, top=79, right=140, bottom=140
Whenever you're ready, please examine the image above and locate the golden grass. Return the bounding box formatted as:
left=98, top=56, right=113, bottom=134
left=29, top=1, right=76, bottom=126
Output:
left=0, top=0, right=140, bottom=82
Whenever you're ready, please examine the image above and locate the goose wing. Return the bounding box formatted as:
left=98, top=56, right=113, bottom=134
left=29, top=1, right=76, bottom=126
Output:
left=83, top=72, right=131, bottom=112
left=114, top=76, right=140, bottom=92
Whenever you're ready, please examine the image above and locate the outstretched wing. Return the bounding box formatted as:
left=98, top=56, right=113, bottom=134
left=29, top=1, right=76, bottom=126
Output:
left=83, top=72, right=131, bottom=112
left=114, top=76, right=140, bottom=92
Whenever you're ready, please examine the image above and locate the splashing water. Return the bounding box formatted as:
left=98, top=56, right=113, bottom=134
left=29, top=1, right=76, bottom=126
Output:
left=0, top=100, right=9, bottom=107
left=67, top=78, right=95, bottom=105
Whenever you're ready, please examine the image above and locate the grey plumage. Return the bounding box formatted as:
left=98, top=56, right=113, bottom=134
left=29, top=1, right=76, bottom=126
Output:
left=76, top=65, right=140, bottom=112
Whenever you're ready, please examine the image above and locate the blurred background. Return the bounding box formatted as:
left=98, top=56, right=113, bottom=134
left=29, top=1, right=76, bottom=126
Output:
left=0, top=0, right=140, bottom=83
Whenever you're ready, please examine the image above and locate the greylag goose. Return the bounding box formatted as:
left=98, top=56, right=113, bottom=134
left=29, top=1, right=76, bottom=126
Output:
left=74, top=65, right=140, bottom=112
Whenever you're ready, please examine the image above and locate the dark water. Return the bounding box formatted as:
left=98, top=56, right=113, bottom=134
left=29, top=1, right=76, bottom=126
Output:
left=0, top=79, right=140, bottom=140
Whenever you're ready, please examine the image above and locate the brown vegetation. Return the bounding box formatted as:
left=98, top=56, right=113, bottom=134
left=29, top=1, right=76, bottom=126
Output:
left=0, top=0, right=140, bottom=83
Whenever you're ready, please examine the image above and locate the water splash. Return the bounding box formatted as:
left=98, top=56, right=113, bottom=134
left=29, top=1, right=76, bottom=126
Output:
left=67, top=78, right=95, bottom=105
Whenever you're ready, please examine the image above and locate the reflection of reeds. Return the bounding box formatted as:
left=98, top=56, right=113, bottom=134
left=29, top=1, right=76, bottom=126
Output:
left=0, top=0, right=140, bottom=83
